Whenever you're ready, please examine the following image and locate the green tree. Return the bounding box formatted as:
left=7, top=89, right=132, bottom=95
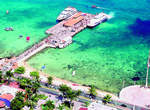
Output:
left=6, top=70, right=14, bottom=84
left=15, top=91, right=25, bottom=99
left=84, top=101, right=90, bottom=107
left=0, top=73, right=3, bottom=83
left=14, top=66, right=25, bottom=74
left=47, top=76, right=53, bottom=86
left=103, top=94, right=112, bottom=104
left=10, top=96, right=25, bottom=110
left=65, top=90, right=77, bottom=108
left=42, top=99, right=55, bottom=110
left=18, top=77, right=32, bottom=89
left=76, top=90, right=82, bottom=96
left=88, top=85, right=97, bottom=99
left=30, top=71, right=39, bottom=78
left=59, top=84, right=71, bottom=99
left=26, top=94, right=39, bottom=110
left=56, top=104, right=65, bottom=110
left=25, top=88, right=33, bottom=100
left=32, top=81, right=41, bottom=93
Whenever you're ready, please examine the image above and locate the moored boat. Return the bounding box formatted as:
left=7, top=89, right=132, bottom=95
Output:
left=57, top=6, right=77, bottom=21
left=59, top=36, right=72, bottom=48
left=87, top=12, right=108, bottom=27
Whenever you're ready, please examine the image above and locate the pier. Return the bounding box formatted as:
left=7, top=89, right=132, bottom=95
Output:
left=0, top=10, right=95, bottom=71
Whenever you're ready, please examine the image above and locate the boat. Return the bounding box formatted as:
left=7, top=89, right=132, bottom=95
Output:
left=26, top=36, right=30, bottom=42
left=59, top=36, right=72, bottom=48
left=91, top=5, right=97, bottom=8
left=6, top=10, right=9, bottom=14
left=87, top=12, right=108, bottom=27
left=57, top=6, right=77, bottom=21
left=72, top=71, right=76, bottom=77
left=5, top=27, right=14, bottom=31
left=41, top=66, right=46, bottom=71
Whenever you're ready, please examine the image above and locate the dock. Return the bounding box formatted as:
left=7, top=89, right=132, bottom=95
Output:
left=0, top=9, right=95, bottom=71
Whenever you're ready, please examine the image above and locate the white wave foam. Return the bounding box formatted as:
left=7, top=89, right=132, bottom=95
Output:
left=107, top=12, right=115, bottom=19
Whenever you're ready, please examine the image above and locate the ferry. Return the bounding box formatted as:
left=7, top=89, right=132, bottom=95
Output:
left=57, top=6, right=77, bottom=21
left=87, top=12, right=108, bottom=27
left=59, top=36, right=72, bottom=48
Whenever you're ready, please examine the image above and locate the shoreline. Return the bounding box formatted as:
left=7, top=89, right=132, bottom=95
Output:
left=19, top=61, right=122, bottom=101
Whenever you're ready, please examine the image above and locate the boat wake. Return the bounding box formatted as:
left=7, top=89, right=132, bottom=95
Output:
left=107, top=12, right=115, bottom=19
left=96, top=6, right=107, bottom=10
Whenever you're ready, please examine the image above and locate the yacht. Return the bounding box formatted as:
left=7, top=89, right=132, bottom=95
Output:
left=57, top=6, right=77, bottom=21
left=59, top=36, right=72, bottom=48
left=87, top=12, right=108, bottom=27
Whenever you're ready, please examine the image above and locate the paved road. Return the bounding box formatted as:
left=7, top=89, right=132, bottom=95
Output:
left=13, top=76, right=149, bottom=110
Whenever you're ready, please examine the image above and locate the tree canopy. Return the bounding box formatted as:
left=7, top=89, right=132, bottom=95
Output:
left=14, top=66, right=25, bottom=74
left=30, top=71, right=39, bottom=78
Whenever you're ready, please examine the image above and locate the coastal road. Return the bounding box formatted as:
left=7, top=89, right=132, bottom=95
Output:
left=13, top=76, right=148, bottom=110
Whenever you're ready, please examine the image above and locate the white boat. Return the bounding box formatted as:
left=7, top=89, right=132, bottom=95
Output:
left=59, top=36, right=72, bottom=48
left=87, top=12, right=108, bottom=27
left=57, top=6, right=77, bottom=21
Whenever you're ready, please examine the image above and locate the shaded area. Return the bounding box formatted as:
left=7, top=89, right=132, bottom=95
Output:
left=129, top=18, right=150, bottom=37
left=132, top=76, right=140, bottom=81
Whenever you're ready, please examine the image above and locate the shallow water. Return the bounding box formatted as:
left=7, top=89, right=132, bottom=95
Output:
left=0, top=0, right=150, bottom=93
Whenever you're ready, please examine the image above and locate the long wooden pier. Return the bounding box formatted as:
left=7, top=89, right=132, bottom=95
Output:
left=0, top=10, right=95, bottom=71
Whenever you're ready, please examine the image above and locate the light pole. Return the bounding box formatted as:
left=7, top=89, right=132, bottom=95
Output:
left=146, top=51, right=150, bottom=88
left=122, top=80, right=125, bottom=88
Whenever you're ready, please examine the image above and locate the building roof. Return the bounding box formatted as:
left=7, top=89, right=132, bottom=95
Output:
left=11, top=66, right=18, bottom=70
left=9, top=82, right=19, bottom=88
left=0, top=100, right=5, bottom=107
left=63, top=13, right=84, bottom=27
left=0, top=93, right=13, bottom=101
left=13, top=62, right=18, bottom=66
left=79, top=107, right=88, bottom=110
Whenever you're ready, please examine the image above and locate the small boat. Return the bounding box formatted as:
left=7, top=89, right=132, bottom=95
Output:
left=18, top=35, right=23, bottom=39
left=91, top=5, right=97, bottom=8
left=41, top=66, right=46, bottom=71
left=5, top=27, right=14, bottom=31
left=6, top=10, right=9, bottom=14
left=26, top=36, right=30, bottom=42
left=72, top=70, right=76, bottom=76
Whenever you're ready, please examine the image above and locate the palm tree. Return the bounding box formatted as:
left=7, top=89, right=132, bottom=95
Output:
left=14, top=66, right=25, bottom=74
left=83, top=101, right=90, bottom=107
left=59, top=84, right=71, bottom=99
left=32, top=81, right=41, bottom=93
left=47, top=76, right=53, bottom=86
left=26, top=94, right=39, bottom=110
left=15, top=91, right=25, bottom=99
left=0, top=73, right=3, bottom=83
left=42, top=99, right=55, bottom=110
left=103, top=94, right=112, bottom=104
left=76, top=90, right=82, bottom=96
left=65, top=90, right=77, bottom=108
left=6, top=70, right=14, bottom=84
left=25, top=88, right=33, bottom=100
left=88, top=85, right=97, bottom=99
left=56, top=104, right=64, bottom=110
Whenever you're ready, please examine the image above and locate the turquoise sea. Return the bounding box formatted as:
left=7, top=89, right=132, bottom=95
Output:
left=0, top=0, right=150, bottom=93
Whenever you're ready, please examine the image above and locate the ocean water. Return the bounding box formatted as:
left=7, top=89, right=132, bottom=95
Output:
left=0, top=0, right=150, bottom=93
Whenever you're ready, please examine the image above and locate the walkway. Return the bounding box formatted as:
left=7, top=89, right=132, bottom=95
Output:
left=119, top=85, right=150, bottom=109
